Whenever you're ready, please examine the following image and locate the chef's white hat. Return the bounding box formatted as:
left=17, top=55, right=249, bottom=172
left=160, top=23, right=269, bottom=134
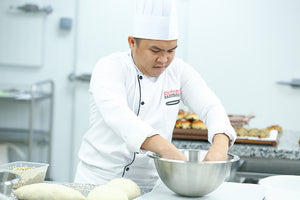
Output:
left=132, top=0, right=178, bottom=40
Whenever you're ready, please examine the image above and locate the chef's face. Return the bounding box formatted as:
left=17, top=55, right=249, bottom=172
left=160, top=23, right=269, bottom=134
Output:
left=128, top=36, right=177, bottom=77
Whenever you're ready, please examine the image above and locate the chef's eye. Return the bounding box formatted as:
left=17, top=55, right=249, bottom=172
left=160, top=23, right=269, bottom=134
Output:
left=151, top=49, right=160, bottom=53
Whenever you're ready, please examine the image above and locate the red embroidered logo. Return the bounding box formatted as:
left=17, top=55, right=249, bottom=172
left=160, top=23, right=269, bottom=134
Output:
left=164, top=89, right=180, bottom=99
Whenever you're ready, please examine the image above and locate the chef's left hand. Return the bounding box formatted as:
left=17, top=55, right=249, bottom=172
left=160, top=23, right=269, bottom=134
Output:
left=203, top=133, right=229, bottom=161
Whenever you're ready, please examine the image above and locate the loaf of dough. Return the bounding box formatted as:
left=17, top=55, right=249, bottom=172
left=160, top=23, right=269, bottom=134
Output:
left=107, top=178, right=141, bottom=200
left=13, top=183, right=86, bottom=200
left=87, top=185, right=128, bottom=200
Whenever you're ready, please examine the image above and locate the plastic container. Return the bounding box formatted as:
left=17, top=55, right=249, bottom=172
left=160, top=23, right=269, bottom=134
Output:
left=0, top=161, right=49, bottom=188
left=228, top=114, right=255, bottom=128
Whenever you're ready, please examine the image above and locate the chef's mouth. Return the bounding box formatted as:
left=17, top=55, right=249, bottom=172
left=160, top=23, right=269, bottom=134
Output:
left=153, top=65, right=166, bottom=68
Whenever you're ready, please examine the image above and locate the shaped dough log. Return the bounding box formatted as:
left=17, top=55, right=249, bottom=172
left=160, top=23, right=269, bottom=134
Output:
left=87, top=185, right=128, bottom=200
left=107, top=178, right=141, bottom=200
left=13, top=183, right=86, bottom=200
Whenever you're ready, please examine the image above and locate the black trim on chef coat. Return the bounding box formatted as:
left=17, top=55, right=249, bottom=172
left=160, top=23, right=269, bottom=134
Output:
left=122, top=74, right=142, bottom=177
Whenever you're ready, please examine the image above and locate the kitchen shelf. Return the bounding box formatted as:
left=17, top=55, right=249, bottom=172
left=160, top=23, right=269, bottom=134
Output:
left=277, top=78, right=300, bottom=88
left=0, top=92, right=52, bottom=101
left=0, top=128, right=49, bottom=144
left=0, top=80, right=54, bottom=166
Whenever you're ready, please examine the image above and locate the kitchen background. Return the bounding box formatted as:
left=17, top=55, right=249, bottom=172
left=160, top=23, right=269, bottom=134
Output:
left=0, top=0, right=299, bottom=183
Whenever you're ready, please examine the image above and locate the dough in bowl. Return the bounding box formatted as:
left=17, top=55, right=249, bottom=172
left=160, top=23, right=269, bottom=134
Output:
left=13, top=183, right=86, bottom=200
left=87, top=185, right=128, bottom=200
left=107, top=178, right=141, bottom=200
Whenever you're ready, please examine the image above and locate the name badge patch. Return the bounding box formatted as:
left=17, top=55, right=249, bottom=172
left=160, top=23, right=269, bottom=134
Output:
left=164, top=89, right=180, bottom=106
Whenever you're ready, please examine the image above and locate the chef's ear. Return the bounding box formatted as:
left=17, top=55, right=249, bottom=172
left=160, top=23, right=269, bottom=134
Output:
left=128, top=36, right=137, bottom=50
left=129, top=36, right=142, bottom=49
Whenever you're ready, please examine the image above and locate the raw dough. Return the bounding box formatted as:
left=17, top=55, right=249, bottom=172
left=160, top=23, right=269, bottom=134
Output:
left=13, top=183, right=86, bottom=200
left=107, top=178, right=141, bottom=200
left=87, top=185, right=128, bottom=200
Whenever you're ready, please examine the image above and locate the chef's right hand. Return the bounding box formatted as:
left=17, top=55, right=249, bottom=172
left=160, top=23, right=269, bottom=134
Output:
left=141, top=134, right=188, bottom=161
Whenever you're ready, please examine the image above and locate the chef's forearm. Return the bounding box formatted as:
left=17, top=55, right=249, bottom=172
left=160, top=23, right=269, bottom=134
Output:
left=141, top=134, right=174, bottom=154
left=213, top=133, right=230, bottom=148
left=141, top=134, right=187, bottom=161
left=203, top=133, right=230, bottom=161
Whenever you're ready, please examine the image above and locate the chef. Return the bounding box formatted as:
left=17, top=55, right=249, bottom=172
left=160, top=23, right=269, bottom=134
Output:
left=75, top=0, right=236, bottom=190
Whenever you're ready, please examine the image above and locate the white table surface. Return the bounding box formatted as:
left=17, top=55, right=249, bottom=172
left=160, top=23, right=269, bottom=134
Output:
left=136, top=181, right=265, bottom=200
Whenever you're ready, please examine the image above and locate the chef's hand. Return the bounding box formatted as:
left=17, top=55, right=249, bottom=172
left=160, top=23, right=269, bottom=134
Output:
left=203, top=133, right=229, bottom=161
left=141, top=134, right=188, bottom=161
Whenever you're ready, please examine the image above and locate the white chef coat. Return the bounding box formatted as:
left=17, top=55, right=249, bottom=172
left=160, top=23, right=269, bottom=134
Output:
left=75, top=51, right=236, bottom=189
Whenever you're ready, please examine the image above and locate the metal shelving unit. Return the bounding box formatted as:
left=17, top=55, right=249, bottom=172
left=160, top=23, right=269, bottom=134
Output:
left=0, top=80, right=54, bottom=167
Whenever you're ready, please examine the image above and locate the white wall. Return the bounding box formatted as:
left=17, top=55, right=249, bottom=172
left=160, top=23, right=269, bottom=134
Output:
left=184, top=0, right=300, bottom=130
left=0, top=0, right=76, bottom=181
left=0, top=0, right=299, bottom=183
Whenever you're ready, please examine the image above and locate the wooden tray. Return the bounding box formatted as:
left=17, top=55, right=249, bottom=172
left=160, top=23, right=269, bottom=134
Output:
left=172, top=128, right=279, bottom=146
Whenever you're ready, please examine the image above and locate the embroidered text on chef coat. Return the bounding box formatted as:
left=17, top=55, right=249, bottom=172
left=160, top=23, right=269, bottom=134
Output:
left=164, top=89, right=181, bottom=105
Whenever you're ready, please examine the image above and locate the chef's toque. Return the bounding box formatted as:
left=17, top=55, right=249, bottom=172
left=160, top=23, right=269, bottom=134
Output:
left=132, top=0, right=178, bottom=40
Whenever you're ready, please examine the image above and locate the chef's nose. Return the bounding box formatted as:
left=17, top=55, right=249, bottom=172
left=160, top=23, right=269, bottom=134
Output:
left=157, top=52, right=169, bottom=63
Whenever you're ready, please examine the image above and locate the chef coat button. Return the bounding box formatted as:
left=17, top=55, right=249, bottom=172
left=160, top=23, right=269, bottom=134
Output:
left=126, top=167, right=130, bottom=171
left=139, top=75, right=143, bottom=80
left=141, top=101, right=145, bottom=105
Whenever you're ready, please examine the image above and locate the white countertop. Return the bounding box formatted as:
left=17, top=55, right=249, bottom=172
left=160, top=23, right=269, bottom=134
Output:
left=136, top=181, right=265, bottom=200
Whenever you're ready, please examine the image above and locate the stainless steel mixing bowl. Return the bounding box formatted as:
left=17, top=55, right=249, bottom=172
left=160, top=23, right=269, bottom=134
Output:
left=148, top=149, right=240, bottom=197
left=0, top=171, right=21, bottom=196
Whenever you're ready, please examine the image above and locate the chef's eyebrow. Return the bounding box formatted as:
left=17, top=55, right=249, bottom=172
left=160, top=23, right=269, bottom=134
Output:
left=150, top=45, right=178, bottom=51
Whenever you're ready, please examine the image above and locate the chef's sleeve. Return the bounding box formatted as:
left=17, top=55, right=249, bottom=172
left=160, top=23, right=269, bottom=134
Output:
left=178, top=60, right=237, bottom=147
